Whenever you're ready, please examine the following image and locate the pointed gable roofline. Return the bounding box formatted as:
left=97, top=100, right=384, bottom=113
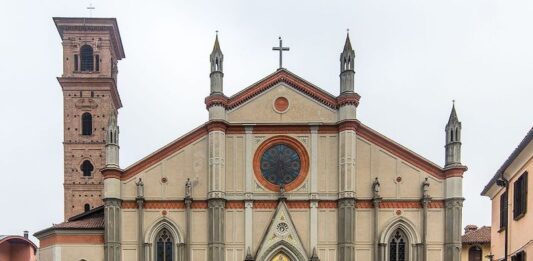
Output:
left=205, top=69, right=361, bottom=110
left=118, top=120, right=453, bottom=182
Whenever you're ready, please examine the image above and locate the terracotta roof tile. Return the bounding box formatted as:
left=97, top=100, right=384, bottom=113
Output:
left=52, top=206, right=104, bottom=230
left=462, top=226, right=491, bottom=244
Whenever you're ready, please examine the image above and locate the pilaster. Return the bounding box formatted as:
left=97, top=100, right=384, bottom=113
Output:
left=104, top=198, right=122, bottom=261
left=208, top=198, right=226, bottom=261
left=208, top=122, right=226, bottom=199
left=444, top=198, right=463, bottom=261
left=372, top=197, right=381, bottom=261
left=337, top=198, right=355, bottom=261
left=338, top=126, right=356, bottom=198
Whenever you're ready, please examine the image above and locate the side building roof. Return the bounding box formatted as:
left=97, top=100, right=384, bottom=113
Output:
left=481, top=127, right=533, bottom=195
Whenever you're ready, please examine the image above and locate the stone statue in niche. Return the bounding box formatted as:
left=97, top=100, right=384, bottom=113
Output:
left=372, top=177, right=381, bottom=198
left=135, top=178, right=144, bottom=198
left=185, top=178, right=192, bottom=198
left=422, top=177, right=430, bottom=198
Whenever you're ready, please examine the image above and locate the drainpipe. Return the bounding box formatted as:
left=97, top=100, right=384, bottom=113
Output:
left=496, top=176, right=509, bottom=261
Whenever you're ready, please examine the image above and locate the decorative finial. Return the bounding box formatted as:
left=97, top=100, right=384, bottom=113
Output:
left=453, top=99, right=455, bottom=105
left=347, top=28, right=350, bottom=33
left=216, top=30, right=219, bottom=35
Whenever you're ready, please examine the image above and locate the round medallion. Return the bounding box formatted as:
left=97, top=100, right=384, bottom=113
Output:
left=276, top=222, right=289, bottom=235
left=274, top=97, right=289, bottom=113
left=253, top=136, right=309, bottom=192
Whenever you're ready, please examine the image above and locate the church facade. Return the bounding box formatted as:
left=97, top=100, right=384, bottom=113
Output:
left=35, top=17, right=467, bottom=261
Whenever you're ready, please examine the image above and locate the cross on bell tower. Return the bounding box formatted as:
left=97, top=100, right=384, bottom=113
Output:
left=272, top=36, right=290, bottom=69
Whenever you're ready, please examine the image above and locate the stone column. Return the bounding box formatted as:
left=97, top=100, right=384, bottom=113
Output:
left=244, top=126, right=253, bottom=256
left=421, top=177, right=431, bottom=261
left=185, top=196, right=192, bottom=261
left=372, top=197, right=381, bottom=261
left=136, top=179, right=145, bottom=261
left=310, top=126, right=319, bottom=255
left=207, top=122, right=226, bottom=261
left=104, top=198, right=122, bottom=261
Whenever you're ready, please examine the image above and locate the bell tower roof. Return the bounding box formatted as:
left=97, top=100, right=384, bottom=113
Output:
left=53, top=17, right=126, bottom=60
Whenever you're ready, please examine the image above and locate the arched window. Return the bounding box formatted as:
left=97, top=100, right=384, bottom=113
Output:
left=389, top=229, right=407, bottom=261
left=468, top=246, right=482, bottom=261
left=156, top=228, right=174, bottom=261
left=81, top=160, right=94, bottom=177
left=80, top=45, right=94, bottom=71
left=82, top=113, right=93, bottom=135
left=84, top=204, right=91, bottom=212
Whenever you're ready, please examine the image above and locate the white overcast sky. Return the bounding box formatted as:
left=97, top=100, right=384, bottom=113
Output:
left=0, top=0, right=532, bottom=243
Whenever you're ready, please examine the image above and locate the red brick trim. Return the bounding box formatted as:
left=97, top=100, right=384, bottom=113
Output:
left=444, top=166, right=468, bottom=178
left=204, top=94, right=229, bottom=109
left=121, top=199, right=444, bottom=210
left=318, top=201, right=338, bottom=208
left=357, top=200, right=445, bottom=209
left=207, top=121, right=227, bottom=132
left=40, top=234, right=104, bottom=248
left=227, top=201, right=245, bottom=209
left=253, top=136, right=310, bottom=192
left=337, top=92, right=361, bottom=107
left=252, top=125, right=311, bottom=134
left=101, top=168, right=122, bottom=180
left=339, top=121, right=360, bottom=132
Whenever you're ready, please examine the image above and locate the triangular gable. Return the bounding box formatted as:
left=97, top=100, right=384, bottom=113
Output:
left=205, top=69, right=359, bottom=111
left=255, top=200, right=308, bottom=261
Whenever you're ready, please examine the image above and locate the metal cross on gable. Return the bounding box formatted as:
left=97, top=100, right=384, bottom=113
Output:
left=272, top=36, right=290, bottom=69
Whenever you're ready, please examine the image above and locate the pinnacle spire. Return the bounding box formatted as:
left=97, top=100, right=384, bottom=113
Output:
left=212, top=31, right=222, bottom=54
left=343, top=30, right=353, bottom=52
left=447, top=101, right=459, bottom=125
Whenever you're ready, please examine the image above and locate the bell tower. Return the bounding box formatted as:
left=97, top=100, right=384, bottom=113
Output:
left=54, top=17, right=125, bottom=219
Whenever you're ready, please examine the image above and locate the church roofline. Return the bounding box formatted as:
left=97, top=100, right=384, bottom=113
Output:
left=207, top=69, right=346, bottom=110
left=122, top=120, right=451, bottom=181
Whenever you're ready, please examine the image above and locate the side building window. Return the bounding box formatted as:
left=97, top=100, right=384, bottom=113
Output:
left=500, top=191, right=508, bottom=229
left=468, top=246, right=482, bottom=261
left=82, top=113, right=93, bottom=135
left=80, top=45, right=94, bottom=71
left=514, top=172, right=528, bottom=219
left=84, top=204, right=91, bottom=212
left=511, top=251, right=526, bottom=261
left=81, top=160, right=94, bottom=177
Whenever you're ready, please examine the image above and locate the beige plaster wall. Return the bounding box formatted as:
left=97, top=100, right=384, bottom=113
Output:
left=122, top=137, right=208, bottom=200
left=226, top=84, right=337, bottom=124
left=317, top=135, right=338, bottom=193
left=61, top=244, right=104, bottom=261
left=356, top=137, right=444, bottom=199
left=226, top=135, right=246, bottom=193
left=253, top=209, right=275, bottom=253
